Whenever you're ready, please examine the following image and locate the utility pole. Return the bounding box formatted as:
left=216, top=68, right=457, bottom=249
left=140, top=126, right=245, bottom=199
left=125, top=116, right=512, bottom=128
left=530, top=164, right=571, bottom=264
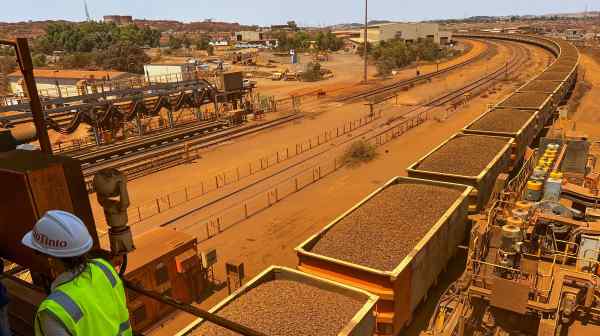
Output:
left=363, top=0, right=368, bottom=83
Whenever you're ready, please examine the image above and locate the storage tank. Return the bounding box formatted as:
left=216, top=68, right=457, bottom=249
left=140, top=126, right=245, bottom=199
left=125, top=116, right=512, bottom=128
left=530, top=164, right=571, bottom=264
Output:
left=176, top=266, right=378, bottom=336
left=295, top=177, right=472, bottom=335
left=406, top=133, right=513, bottom=212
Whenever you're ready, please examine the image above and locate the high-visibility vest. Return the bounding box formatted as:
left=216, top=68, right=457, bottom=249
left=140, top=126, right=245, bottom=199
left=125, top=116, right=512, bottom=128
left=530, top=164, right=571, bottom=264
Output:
left=34, top=258, right=132, bottom=336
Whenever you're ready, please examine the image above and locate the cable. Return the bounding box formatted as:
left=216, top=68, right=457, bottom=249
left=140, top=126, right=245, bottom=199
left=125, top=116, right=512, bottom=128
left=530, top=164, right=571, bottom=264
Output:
left=122, top=279, right=267, bottom=336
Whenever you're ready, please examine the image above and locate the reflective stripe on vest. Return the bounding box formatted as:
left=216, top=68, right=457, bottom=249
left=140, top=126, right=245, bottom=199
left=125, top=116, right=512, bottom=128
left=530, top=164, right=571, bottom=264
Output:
left=91, top=260, right=117, bottom=287
left=46, top=290, right=83, bottom=322
left=119, top=320, right=131, bottom=335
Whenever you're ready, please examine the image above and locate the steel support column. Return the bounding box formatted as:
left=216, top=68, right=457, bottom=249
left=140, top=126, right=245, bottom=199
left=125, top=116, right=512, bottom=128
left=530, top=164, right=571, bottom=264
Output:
left=15, top=38, right=52, bottom=153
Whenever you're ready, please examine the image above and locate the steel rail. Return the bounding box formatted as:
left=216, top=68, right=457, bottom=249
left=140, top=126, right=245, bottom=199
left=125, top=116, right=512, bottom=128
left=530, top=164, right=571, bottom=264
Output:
left=74, top=120, right=228, bottom=164
left=81, top=114, right=304, bottom=181
left=337, top=38, right=496, bottom=102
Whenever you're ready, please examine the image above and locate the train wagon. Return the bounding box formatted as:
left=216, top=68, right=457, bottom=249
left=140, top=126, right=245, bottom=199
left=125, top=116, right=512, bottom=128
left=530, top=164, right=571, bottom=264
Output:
left=295, top=176, right=472, bottom=335
left=547, top=64, right=576, bottom=73
left=176, top=266, right=378, bottom=336
left=517, top=79, right=566, bottom=105
left=536, top=71, right=576, bottom=91
left=496, top=91, right=554, bottom=125
left=555, top=56, right=579, bottom=68
left=406, top=133, right=513, bottom=211
left=463, top=108, right=540, bottom=164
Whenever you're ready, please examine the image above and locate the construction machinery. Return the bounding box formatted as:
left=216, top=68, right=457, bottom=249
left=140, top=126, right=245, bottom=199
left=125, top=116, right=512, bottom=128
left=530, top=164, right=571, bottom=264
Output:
left=422, top=133, right=600, bottom=336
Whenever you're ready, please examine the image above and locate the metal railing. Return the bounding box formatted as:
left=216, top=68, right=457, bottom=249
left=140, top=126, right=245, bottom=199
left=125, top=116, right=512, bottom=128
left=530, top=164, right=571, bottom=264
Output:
left=7, top=70, right=217, bottom=100
left=93, top=111, right=384, bottom=230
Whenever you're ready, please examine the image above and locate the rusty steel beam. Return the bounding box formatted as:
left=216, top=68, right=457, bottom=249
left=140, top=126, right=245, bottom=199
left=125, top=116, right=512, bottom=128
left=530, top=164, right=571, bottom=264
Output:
left=14, top=38, right=52, bottom=154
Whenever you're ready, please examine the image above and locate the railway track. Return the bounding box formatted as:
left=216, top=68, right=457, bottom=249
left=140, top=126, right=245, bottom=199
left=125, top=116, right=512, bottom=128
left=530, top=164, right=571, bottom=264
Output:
left=152, top=39, right=533, bottom=231
left=82, top=113, right=304, bottom=191
left=75, top=119, right=229, bottom=166
left=336, top=39, right=496, bottom=103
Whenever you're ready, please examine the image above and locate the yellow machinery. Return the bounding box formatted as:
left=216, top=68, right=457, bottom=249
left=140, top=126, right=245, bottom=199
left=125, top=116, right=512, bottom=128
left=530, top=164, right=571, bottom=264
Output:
left=423, top=137, right=600, bottom=336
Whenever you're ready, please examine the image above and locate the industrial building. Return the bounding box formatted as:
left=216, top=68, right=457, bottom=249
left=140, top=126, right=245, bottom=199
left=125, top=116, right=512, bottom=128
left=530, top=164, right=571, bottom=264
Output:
left=7, top=69, right=134, bottom=98
left=104, top=15, right=134, bottom=26
left=235, top=31, right=263, bottom=42
left=143, top=62, right=197, bottom=83
left=335, top=22, right=453, bottom=46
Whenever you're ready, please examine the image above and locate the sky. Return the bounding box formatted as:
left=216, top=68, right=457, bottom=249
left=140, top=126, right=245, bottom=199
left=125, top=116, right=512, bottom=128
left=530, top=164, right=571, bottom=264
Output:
left=1, top=0, right=598, bottom=26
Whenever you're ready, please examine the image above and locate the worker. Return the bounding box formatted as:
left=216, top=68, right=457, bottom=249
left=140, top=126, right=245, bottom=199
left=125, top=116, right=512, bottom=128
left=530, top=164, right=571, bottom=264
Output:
left=21, top=210, right=131, bottom=336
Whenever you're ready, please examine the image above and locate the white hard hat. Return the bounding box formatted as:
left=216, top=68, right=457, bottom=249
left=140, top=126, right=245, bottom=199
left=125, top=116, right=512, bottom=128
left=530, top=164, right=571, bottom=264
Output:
left=21, top=210, right=93, bottom=258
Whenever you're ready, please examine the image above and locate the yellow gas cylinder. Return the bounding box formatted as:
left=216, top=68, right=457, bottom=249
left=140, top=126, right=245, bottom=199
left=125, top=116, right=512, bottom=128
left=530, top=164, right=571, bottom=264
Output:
left=532, top=166, right=547, bottom=181
left=526, top=180, right=543, bottom=201
left=542, top=154, right=555, bottom=161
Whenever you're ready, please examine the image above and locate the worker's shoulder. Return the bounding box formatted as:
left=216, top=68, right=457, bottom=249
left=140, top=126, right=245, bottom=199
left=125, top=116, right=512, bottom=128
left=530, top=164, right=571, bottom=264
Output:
left=89, top=258, right=118, bottom=274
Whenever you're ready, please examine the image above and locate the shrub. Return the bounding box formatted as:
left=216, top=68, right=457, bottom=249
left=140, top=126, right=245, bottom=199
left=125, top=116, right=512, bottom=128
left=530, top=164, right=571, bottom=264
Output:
left=342, top=140, right=377, bottom=166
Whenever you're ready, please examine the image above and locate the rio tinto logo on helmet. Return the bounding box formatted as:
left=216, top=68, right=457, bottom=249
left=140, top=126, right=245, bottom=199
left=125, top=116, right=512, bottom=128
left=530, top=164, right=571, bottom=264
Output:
left=33, top=229, right=68, bottom=248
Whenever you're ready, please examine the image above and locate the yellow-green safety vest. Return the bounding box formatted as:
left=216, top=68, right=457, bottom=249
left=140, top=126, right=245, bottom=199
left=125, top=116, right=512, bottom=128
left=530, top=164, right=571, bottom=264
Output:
left=34, top=258, right=132, bottom=336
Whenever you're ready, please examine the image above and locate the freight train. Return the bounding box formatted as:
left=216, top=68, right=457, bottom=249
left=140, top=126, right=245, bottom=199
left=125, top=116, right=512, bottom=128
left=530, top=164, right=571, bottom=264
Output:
left=177, top=33, right=586, bottom=336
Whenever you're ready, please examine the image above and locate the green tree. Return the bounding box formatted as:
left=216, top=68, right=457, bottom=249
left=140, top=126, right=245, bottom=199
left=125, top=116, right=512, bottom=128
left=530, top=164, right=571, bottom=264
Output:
left=195, top=36, right=211, bottom=50
left=32, top=53, right=47, bottom=67
left=33, top=21, right=161, bottom=54
left=182, top=35, right=192, bottom=49
left=96, top=42, right=150, bottom=73
left=316, top=31, right=344, bottom=51
left=0, top=56, right=17, bottom=74
left=376, top=56, right=395, bottom=76
left=356, top=42, right=373, bottom=57
left=168, top=35, right=183, bottom=49
left=302, top=62, right=322, bottom=82
left=367, top=38, right=448, bottom=74
left=61, top=52, right=96, bottom=69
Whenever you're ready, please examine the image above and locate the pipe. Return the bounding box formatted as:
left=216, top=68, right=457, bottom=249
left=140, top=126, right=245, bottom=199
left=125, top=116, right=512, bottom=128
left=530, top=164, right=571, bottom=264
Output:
left=9, top=124, right=37, bottom=144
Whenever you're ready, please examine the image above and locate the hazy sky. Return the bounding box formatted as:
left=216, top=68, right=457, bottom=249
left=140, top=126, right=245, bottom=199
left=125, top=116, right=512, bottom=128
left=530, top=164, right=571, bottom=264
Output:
left=1, top=0, right=598, bottom=26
